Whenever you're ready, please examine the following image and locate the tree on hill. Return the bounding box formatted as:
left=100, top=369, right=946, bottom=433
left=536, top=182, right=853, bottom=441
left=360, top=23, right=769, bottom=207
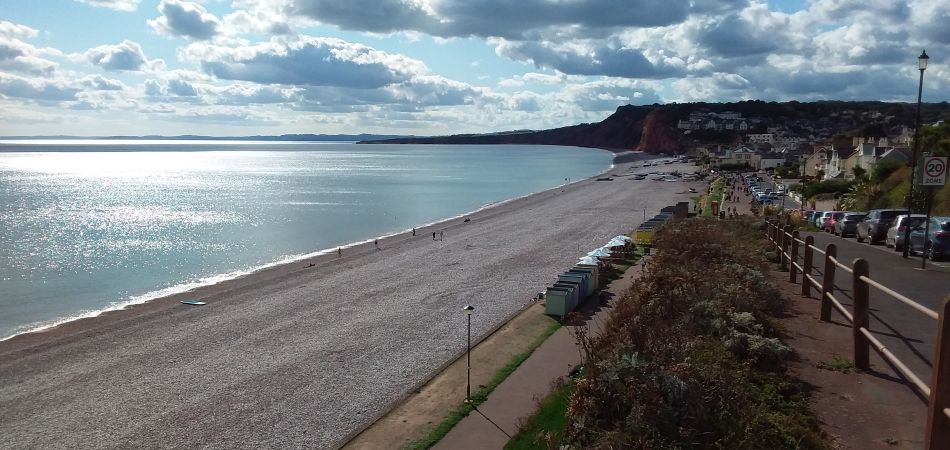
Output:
left=871, top=159, right=903, bottom=184
left=920, top=122, right=950, bottom=157
left=860, top=123, right=887, bottom=138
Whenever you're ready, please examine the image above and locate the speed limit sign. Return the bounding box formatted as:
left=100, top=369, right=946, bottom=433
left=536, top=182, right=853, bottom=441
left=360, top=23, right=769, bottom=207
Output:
left=921, top=155, right=947, bottom=186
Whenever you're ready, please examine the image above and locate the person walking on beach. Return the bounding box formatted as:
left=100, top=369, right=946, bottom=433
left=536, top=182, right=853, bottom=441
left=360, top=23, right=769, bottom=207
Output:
left=412, top=228, right=416, bottom=236
left=375, top=239, right=380, bottom=250
left=337, top=247, right=342, bottom=258
left=439, top=230, right=444, bottom=241
left=433, top=232, right=437, bottom=241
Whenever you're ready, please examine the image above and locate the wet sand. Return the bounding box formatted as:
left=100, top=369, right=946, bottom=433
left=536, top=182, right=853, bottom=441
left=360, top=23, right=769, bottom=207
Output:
left=0, top=157, right=699, bottom=449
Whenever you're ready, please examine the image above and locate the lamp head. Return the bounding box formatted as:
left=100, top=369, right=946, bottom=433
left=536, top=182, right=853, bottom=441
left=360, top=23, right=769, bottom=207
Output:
left=463, top=305, right=475, bottom=315
left=919, top=50, right=929, bottom=70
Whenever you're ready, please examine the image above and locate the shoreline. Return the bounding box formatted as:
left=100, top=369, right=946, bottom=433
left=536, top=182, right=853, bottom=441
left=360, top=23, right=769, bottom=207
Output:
left=0, top=153, right=689, bottom=449
left=0, top=151, right=621, bottom=343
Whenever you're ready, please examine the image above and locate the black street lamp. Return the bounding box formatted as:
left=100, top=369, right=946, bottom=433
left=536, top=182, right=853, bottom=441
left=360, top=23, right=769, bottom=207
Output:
left=463, top=304, right=475, bottom=402
left=903, top=50, right=929, bottom=258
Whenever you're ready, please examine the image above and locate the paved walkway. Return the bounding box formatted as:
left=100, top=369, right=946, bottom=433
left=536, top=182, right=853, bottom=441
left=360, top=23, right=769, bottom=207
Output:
left=432, top=261, right=645, bottom=449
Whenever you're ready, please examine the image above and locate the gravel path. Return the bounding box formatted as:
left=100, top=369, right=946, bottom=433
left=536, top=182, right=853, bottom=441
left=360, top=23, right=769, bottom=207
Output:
left=0, top=159, right=698, bottom=449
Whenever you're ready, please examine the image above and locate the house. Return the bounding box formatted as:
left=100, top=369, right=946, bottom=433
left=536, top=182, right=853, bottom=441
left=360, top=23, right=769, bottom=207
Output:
left=709, top=146, right=755, bottom=167
left=879, top=147, right=911, bottom=164
left=717, top=111, right=742, bottom=120
left=747, top=133, right=774, bottom=145
left=775, top=136, right=805, bottom=148
left=803, top=147, right=829, bottom=177
left=826, top=145, right=857, bottom=179
left=732, top=147, right=755, bottom=166
left=753, top=153, right=786, bottom=170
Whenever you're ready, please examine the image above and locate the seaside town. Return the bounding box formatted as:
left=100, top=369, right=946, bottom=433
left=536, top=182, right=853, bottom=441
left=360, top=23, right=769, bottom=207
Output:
left=685, top=108, right=920, bottom=179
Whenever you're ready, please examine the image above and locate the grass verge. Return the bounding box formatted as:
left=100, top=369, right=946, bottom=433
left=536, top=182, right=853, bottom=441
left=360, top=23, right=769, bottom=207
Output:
left=406, top=318, right=562, bottom=450
left=599, top=252, right=641, bottom=285
left=703, top=177, right=725, bottom=217
left=504, top=378, right=576, bottom=450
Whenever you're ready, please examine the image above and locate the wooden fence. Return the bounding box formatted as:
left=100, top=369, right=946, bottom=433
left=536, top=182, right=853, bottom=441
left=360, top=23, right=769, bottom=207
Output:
left=765, top=220, right=950, bottom=449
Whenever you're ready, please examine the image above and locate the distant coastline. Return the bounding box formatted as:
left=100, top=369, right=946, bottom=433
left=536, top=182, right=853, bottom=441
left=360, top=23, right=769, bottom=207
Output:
left=0, top=133, right=414, bottom=142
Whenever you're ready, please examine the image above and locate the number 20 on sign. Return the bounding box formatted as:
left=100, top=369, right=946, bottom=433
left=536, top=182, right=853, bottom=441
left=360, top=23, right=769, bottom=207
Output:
left=921, top=156, right=947, bottom=186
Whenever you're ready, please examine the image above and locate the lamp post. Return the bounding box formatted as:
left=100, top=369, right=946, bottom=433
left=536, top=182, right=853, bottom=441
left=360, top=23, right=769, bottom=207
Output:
left=903, top=50, right=929, bottom=258
left=798, top=161, right=806, bottom=216
left=463, top=304, right=475, bottom=402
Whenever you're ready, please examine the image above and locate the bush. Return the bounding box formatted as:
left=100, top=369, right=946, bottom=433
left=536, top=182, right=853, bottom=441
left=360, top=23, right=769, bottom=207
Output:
left=562, top=218, right=827, bottom=449
left=871, top=160, right=904, bottom=184
left=802, top=179, right=852, bottom=199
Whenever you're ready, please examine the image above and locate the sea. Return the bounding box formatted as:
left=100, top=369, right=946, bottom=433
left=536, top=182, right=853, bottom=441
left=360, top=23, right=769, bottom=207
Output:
left=0, top=141, right=613, bottom=340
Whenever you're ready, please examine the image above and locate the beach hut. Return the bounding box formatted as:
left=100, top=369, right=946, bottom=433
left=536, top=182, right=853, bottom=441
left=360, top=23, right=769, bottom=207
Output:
left=575, top=263, right=600, bottom=279
left=544, top=286, right=574, bottom=318
left=587, top=247, right=611, bottom=258
left=559, top=273, right=591, bottom=298
left=570, top=266, right=598, bottom=290
left=675, top=201, right=689, bottom=218
left=553, top=281, right=580, bottom=309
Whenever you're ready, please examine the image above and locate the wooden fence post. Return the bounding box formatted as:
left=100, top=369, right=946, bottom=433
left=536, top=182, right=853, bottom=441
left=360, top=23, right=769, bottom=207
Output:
left=780, top=226, right=792, bottom=271
left=925, top=297, right=950, bottom=450
left=820, top=244, right=836, bottom=322
left=789, top=230, right=800, bottom=283
left=776, top=226, right=785, bottom=266
left=852, top=258, right=870, bottom=370
left=802, top=236, right=814, bottom=297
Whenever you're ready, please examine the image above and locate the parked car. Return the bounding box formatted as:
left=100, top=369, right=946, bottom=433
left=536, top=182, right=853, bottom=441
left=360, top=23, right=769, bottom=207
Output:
left=814, top=211, right=832, bottom=228
left=886, top=214, right=928, bottom=251
left=908, top=217, right=950, bottom=260
left=823, top=211, right=847, bottom=233
left=835, top=213, right=866, bottom=237
left=802, top=210, right=817, bottom=224
left=856, top=209, right=909, bottom=244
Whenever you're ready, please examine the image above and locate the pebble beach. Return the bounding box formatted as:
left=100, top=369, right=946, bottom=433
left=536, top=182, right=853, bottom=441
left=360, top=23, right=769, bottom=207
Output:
left=0, top=157, right=697, bottom=449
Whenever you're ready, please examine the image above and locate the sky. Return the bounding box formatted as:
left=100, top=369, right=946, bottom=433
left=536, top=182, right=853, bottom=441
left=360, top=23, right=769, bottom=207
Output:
left=1, top=0, right=949, bottom=137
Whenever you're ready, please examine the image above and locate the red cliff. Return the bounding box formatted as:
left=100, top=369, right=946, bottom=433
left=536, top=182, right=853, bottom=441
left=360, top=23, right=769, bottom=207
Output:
left=635, top=111, right=681, bottom=154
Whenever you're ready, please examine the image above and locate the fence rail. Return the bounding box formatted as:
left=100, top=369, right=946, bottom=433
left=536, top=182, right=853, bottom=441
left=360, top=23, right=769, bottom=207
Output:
left=765, top=220, right=950, bottom=449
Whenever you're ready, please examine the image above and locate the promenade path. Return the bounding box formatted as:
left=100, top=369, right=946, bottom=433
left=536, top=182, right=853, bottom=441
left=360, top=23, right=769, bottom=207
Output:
left=432, top=259, right=645, bottom=449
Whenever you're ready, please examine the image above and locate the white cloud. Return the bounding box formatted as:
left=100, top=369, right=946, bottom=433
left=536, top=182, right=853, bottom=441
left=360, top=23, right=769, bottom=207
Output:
left=206, top=83, right=300, bottom=105
left=495, top=39, right=684, bottom=78
left=167, top=79, right=199, bottom=96
left=221, top=9, right=293, bottom=36
left=80, top=75, right=126, bottom=91
left=288, top=0, right=695, bottom=39
left=182, top=35, right=429, bottom=89
left=148, top=0, right=222, bottom=40
left=0, top=22, right=59, bottom=75
left=74, top=0, right=140, bottom=12
left=84, top=40, right=164, bottom=72
left=0, top=73, right=80, bottom=102
left=0, top=21, right=39, bottom=40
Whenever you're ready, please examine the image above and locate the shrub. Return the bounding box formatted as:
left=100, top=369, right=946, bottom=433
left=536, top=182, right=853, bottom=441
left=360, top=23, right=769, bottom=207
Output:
left=561, top=218, right=826, bottom=449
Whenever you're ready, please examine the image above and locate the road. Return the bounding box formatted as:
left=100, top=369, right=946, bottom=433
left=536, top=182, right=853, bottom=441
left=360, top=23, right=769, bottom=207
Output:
left=797, top=231, right=950, bottom=387
left=739, top=171, right=802, bottom=211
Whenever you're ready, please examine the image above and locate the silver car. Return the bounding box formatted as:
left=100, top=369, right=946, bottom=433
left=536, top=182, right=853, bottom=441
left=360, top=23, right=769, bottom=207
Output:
left=886, top=214, right=928, bottom=251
